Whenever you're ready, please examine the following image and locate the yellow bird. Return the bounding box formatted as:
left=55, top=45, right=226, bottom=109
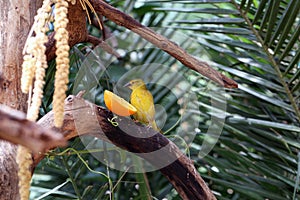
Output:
left=125, top=79, right=160, bottom=132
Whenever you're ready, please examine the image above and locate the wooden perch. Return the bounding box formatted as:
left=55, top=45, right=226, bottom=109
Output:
left=89, top=0, right=238, bottom=88
left=35, top=93, right=216, bottom=200
left=0, top=105, right=66, bottom=153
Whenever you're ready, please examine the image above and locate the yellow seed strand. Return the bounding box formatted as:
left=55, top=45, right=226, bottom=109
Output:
left=16, top=146, right=32, bottom=200
left=53, top=0, right=70, bottom=127
left=21, top=55, right=36, bottom=93
left=21, top=0, right=52, bottom=94
left=27, top=49, right=48, bottom=121
left=18, top=0, right=74, bottom=196
left=18, top=1, right=53, bottom=200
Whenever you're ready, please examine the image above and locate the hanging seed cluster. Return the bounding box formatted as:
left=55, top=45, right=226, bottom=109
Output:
left=21, top=0, right=100, bottom=127
left=21, top=0, right=52, bottom=121
left=19, top=0, right=100, bottom=199
left=21, top=0, right=75, bottom=126
left=53, top=0, right=71, bottom=127
left=19, top=0, right=75, bottom=199
left=19, top=1, right=54, bottom=199
left=16, top=146, right=33, bottom=200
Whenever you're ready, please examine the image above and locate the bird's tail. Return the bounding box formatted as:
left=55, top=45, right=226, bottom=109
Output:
left=151, top=120, right=163, bottom=134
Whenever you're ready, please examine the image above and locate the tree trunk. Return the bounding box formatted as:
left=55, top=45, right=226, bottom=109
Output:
left=0, top=1, right=41, bottom=199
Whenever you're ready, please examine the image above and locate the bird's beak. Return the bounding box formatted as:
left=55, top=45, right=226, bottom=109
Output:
left=123, top=81, right=131, bottom=88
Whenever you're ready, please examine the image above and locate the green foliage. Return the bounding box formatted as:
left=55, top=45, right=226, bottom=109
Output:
left=32, top=0, right=300, bottom=199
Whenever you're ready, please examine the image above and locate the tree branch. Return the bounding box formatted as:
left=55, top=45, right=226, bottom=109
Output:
left=89, top=0, right=237, bottom=88
left=0, top=105, right=66, bottom=153
left=45, top=1, right=237, bottom=88
left=34, top=93, right=216, bottom=200
left=86, top=35, right=121, bottom=58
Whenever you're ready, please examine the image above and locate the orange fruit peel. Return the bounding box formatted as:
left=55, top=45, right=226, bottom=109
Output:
left=104, top=90, right=137, bottom=116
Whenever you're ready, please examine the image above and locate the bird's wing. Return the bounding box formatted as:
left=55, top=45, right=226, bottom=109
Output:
left=131, top=89, right=156, bottom=124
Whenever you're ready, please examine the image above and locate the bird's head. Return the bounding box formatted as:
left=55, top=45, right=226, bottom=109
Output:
left=124, top=79, right=146, bottom=90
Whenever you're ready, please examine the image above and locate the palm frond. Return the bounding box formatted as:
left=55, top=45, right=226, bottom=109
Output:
left=135, top=0, right=300, bottom=199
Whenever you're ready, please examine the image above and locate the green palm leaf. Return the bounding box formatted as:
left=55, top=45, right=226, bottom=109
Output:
left=134, top=0, right=300, bottom=199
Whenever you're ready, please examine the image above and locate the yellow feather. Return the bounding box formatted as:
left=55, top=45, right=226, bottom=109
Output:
left=126, top=79, right=159, bottom=132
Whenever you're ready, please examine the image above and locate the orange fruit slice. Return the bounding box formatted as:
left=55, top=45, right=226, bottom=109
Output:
left=104, top=90, right=137, bottom=116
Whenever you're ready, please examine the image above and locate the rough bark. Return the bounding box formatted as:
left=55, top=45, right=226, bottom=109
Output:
left=0, top=105, right=66, bottom=153
left=0, top=1, right=42, bottom=199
